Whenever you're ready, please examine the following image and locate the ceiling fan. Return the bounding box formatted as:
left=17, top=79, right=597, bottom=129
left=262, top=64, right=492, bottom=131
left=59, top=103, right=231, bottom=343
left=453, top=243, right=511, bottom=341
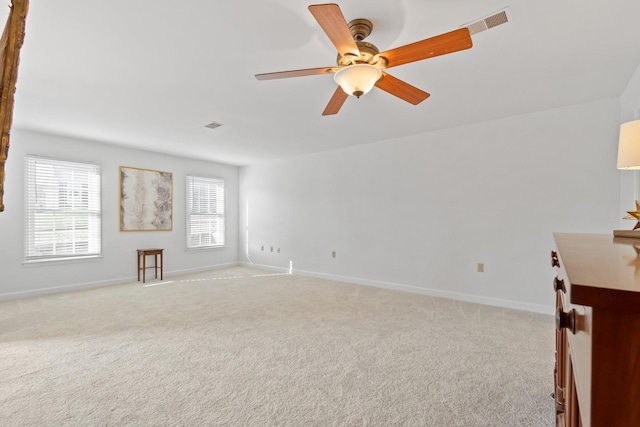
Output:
left=255, top=3, right=473, bottom=116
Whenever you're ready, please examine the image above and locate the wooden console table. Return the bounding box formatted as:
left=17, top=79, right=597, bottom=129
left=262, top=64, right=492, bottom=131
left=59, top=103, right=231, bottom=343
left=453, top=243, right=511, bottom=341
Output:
left=552, top=233, right=640, bottom=427
left=137, top=248, right=164, bottom=283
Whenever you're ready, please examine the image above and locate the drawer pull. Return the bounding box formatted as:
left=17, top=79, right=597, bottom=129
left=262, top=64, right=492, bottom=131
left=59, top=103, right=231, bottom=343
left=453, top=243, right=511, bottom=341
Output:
left=556, top=308, right=576, bottom=334
left=553, top=277, right=565, bottom=293
left=551, top=251, right=560, bottom=268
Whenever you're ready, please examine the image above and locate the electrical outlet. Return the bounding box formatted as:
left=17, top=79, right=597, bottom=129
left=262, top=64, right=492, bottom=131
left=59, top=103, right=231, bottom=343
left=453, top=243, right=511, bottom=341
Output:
left=261, top=245, right=264, bottom=251
left=270, top=246, right=273, bottom=252
left=332, top=251, right=336, bottom=258
left=277, top=248, right=280, bottom=253
left=477, top=263, right=484, bottom=273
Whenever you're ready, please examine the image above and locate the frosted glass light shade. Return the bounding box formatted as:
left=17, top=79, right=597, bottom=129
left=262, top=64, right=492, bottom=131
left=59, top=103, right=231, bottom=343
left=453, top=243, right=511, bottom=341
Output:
left=334, top=64, right=382, bottom=98
left=617, top=120, right=640, bottom=169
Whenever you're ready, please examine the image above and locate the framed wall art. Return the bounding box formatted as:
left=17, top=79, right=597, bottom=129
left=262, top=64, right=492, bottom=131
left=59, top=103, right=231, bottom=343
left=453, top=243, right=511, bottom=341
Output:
left=119, top=166, right=172, bottom=231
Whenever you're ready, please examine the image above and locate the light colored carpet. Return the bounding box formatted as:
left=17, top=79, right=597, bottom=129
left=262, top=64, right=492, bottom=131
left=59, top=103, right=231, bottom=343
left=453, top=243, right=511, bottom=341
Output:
left=0, top=266, right=555, bottom=426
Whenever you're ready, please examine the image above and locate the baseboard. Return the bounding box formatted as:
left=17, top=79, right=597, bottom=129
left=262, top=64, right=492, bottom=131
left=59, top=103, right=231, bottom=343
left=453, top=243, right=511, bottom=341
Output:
left=239, top=261, right=291, bottom=274
left=241, top=262, right=553, bottom=315
left=0, top=261, right=240, bottom=301
left=0, top=277, right=134, bottom=301
left=166, top=262, right=240, bottom=276
left=4, top=261, right=553, bottom=315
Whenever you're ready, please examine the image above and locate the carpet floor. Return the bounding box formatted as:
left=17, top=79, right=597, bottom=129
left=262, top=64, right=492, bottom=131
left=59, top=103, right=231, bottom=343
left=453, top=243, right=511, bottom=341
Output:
left=0, top=266, right=555, bottom=426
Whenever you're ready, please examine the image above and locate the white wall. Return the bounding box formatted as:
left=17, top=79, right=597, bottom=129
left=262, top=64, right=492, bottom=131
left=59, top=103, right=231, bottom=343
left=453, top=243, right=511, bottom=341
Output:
left=621, top=63, right=640, bottom=122
left=0, top=129, right=239, bottom=299
left=239, top=97, right=622, bottom=313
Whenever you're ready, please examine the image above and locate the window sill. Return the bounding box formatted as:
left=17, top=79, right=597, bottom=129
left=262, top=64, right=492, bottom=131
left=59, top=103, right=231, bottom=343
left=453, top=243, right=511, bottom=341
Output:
left=23, top=255, right=102, bottom=267
left=185, top=245, right=225, bottom=252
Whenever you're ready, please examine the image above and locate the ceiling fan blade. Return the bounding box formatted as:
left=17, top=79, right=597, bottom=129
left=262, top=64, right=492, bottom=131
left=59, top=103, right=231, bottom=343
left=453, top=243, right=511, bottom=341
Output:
left=308, top=4, right=360, bottom=58
left=255, top=67, right=337, bottom=80
left=379, top=28, right=472, bottom=69
left=322, top=86, right=348, bottom=116
left=375, top=72, right=430, bottom=105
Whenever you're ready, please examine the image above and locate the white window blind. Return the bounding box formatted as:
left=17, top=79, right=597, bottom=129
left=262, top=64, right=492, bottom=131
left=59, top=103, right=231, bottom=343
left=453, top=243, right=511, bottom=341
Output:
left=25, top=156, right=101, bottom=261
left=186, top=175, right=225, bottom=249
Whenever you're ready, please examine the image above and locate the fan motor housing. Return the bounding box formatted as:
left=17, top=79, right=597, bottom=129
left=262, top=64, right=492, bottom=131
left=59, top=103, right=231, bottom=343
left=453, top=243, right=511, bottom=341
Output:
left=337, top=41, right=387, bottom=67
left=348, top=18, right=373, bottom=41
left=336, top=19, right=387, bottom=68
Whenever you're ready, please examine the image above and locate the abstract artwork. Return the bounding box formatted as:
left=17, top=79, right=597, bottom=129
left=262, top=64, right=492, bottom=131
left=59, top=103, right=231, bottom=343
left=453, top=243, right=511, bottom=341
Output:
left=120, top=166, right=172, bottom=231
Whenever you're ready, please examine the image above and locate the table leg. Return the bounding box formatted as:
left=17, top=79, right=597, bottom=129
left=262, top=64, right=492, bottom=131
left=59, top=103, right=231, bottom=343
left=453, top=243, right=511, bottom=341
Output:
left=137, top=253, right=141, bottom=281
left=143, top=254, right=146, bottom=283
left=160, top=252, right=163, bottom=280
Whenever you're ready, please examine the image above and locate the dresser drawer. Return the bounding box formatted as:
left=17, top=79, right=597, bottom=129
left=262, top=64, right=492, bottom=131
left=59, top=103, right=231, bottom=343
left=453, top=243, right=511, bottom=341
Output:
left=563, top=299, right=592, bottom=427
left=554, top=253, right=592, bottom=427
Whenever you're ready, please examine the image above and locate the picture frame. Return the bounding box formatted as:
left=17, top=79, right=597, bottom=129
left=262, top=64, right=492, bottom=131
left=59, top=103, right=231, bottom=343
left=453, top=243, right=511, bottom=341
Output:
left=119, top=166, right=173, bottom=231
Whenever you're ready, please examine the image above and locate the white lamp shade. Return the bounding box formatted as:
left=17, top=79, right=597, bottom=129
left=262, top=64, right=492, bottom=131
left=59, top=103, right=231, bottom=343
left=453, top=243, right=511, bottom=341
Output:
left=334, top=64, right=382, bottom=97
left=618, top=120, right=640, bottom=169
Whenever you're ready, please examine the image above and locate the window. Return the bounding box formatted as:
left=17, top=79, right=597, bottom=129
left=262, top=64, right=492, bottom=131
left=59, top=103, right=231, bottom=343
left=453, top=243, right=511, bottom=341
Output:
left=25, top=156, right=101, bottom=261
left=186, top=175, right=225, bottom=249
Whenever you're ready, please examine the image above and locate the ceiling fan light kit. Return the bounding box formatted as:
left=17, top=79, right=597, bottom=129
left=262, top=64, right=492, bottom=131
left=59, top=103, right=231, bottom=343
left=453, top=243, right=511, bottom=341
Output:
left=334, top=64, right=381, bottom=97
left=255, top=3, right=473, bottom=115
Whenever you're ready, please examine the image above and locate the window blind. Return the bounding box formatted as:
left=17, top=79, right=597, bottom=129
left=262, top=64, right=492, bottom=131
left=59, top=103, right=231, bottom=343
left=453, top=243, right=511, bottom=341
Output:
left=186, top=175, right=225, bottom=249
left=25, top=155, right=101, bottom=261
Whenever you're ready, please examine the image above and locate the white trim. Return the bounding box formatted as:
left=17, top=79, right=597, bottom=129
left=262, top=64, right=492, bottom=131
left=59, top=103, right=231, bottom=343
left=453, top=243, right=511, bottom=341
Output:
left=240, top=261, right=290, bottom=274
left=0, top=262, right=240, bottom=301
left=240, top=262, right=553, bottom=315
left=165, top=262, right=238, bottom=276
left=23, top=255, right=103, bottom=266
left=5, top=260, right=553, bottom=315
left=0, top=276, right=132, bottom=301
left=185, top=245, right=225, bottom=252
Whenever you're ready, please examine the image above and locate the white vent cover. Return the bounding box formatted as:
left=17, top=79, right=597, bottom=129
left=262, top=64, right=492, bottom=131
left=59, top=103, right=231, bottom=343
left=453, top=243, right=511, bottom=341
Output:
left=463, top=8, right=510, bottom=35
left=205, top=121, right=223, bottom=130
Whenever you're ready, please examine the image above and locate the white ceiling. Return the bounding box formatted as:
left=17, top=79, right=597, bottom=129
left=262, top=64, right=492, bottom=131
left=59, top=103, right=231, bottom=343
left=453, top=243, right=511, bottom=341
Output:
left=7, top=0, right=640, bottom=166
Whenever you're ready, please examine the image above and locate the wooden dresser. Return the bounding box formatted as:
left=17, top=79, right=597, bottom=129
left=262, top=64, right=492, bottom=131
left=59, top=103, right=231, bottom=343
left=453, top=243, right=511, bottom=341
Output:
left=552, top=233, right=640, bottom=427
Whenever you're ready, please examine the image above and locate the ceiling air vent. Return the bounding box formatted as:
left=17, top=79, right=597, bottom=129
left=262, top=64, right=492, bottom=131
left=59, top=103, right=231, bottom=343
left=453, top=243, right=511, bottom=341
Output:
left=463, top=8, right=510, bottom=35
left=205, top=121, right=223, bottom=130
